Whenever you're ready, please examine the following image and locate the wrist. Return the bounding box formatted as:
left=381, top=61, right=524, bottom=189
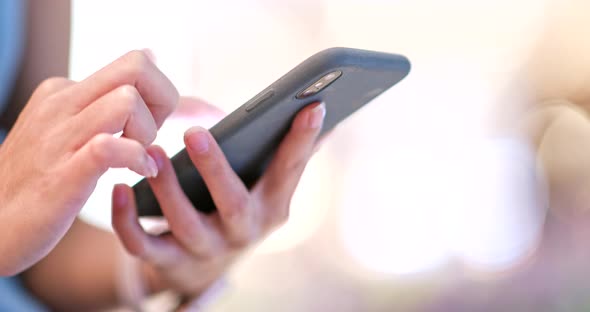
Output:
left=140, top=262, right=229, bottom=311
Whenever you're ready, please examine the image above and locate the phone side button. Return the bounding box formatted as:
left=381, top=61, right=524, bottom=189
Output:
left=245, top=90, right=275, bottom=112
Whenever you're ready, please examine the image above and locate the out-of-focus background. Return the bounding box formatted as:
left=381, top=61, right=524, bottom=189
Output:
left=74, top=0, right=590, bottom=311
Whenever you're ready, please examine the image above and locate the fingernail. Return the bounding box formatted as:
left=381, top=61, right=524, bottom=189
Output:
left=309, top=102, right=326, bottom=128
left=113, top=184, right=129, bottom=207
left=145, top=154, right=159, bottom=178
left=186, top=127, right=210, bottom=154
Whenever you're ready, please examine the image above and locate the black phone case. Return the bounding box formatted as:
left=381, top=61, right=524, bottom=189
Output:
left=134, top=47, right=411, bottom=216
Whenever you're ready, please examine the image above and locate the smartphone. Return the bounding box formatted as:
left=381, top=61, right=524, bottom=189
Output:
left=134, top=47, right=411, bottom=216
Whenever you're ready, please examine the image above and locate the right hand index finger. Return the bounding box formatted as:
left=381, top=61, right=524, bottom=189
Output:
left=56, top=50, right=179, bottom=128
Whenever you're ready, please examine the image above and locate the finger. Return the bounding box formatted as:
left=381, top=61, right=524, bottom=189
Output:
left=184, top=127, right=254, bottom=244
left=70, top=85, right=158, bottom=147
left=67, top=134, right=159, bottom=185
left=56, top=50, right=179, bottom=127
left=254, top=102, right=325, bottom=226
left=146, top=146, right=214, bottom=256
left=112, top=184, right=183, bottom=266
left=30, top=77, right=75, bottom=103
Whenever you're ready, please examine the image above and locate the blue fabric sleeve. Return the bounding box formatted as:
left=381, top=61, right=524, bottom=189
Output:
left=0, top=2, right=47, bottom=311
left=0, top=277, right=48, bottom=311
left=0, top=0, right=26, bottom=116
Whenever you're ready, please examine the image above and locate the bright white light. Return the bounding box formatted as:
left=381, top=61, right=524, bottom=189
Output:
left=450, top=139, right=547, bottom=270
left=337, top=61, right=545, bottom=275
left=70, top=0, right=198, bottom=94
left=255, top=152, right=332, bottom=254
left=338, top=139, right=547, bottom=275
left=339, top=148, right=454, bottom=275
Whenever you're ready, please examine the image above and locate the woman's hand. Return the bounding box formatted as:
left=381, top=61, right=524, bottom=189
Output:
left=111, top=102, right=326, bottom=298
left=0, top=50, right=179, bottom=275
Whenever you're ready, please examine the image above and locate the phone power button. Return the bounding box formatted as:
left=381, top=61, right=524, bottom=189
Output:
left=245, top=90, right=275, bottom=112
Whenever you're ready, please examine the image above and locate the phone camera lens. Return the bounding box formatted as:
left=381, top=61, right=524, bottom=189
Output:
left=297, top=70, right=342, bottom=99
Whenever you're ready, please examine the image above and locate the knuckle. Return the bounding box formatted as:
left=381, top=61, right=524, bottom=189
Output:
left=116, top=85, right=141, bottom=114
left=175, top=217, right=201, bottom=242
left=180, top=229, right=201, bottom=246
left=224, top=199, right=257, bottom=247
left=227, top=226, right=254, bottom=248
left=35, top=77, right=69, bottom=96
left=187, top=238, right=210, bottom=256
left=171, top=219, right=209, bottom=254
left=117, top=85, right=141, bottom=104
left=88, top=134, right=114, bottom=168
left=226, top=193, right=250, bottom=221
left=115, top=86, right=158, bottom=145
left=123, top=50, right=152, bottom=76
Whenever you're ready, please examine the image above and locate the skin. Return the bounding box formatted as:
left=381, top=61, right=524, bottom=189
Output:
left=0, top=50, right=179, bottom=275
left=4, top=1, right=587, bottom=311
left=0, top=3, right=327, bottom=310
left=0, top=49, right=325, bottom=310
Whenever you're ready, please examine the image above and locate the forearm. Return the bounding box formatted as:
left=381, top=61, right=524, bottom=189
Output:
left=20, top=219, right=121, bottom=311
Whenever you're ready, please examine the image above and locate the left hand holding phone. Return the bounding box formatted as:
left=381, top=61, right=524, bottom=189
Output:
left=111, top=100, right=326, bottom=300
left=0, top=48, right=327, bottom=307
